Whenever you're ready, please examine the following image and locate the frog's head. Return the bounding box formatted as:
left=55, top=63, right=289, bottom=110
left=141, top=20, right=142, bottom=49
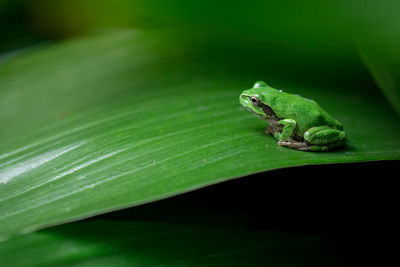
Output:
left=239, top=81, right=275, bottom=120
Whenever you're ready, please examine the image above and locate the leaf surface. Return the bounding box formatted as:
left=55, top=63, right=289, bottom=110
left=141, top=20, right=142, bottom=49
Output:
left=0, top=30, right=399, bottom=240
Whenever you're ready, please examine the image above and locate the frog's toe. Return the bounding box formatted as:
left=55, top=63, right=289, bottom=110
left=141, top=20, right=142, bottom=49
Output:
left=278, top=141, right=311, bottom=151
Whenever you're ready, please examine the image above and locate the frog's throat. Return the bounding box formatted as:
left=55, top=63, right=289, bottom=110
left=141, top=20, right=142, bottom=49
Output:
left=245, top=105, right=278, bottom=121
left=245, top=107, right=266, bottom=119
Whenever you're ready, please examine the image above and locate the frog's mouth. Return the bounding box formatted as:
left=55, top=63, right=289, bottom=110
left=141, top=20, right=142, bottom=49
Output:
left=240, top=94, right=256, bottom=108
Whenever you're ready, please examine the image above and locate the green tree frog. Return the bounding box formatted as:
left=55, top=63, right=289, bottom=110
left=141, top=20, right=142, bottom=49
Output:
left=240, top=81, right=346, bottom=151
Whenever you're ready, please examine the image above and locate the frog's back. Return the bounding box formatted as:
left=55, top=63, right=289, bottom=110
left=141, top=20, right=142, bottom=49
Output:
left=267, top=92, right=342, bottom=135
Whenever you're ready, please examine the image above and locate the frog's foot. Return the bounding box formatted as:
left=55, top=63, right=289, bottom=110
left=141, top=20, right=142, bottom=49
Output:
left=278, top=140, right=344, bottom=151
left=278, top=140, right=310, bottom=151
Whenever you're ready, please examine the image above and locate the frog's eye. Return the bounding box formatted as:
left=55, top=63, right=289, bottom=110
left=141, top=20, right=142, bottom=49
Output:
left=250, top=96, right=261, bottom=107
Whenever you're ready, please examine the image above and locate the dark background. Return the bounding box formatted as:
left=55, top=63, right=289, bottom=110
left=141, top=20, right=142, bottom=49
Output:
left=93, top=160, right=398, bottom=266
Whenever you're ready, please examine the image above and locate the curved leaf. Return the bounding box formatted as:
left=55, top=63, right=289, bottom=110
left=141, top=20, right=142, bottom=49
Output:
left=0, top=30, right=399, bottom=240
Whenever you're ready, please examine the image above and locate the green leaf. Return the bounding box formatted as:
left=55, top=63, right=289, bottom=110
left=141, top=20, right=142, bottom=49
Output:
left=355, top=31, right=400, bottom=116
left=0, top=30, right=399, bottom=240
left=0, top=220, right=357, bottom=266
left=343, top=0, right=400, bottom=116
left=358, top=44, right=400, bottom=115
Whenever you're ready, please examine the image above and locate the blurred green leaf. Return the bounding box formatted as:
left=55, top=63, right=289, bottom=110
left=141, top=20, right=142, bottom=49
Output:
left=0, top=30, right=399, bottom=241
left=358, top=41, right=400, bottom=116
left=0, top=220, right=357, bottom=266
left=352, top=5, right=400, bottom=116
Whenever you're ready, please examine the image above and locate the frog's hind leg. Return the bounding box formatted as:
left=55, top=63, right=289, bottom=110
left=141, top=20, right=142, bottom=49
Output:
left=279, top=126, right=346, bottom=151
left=304, top=126, right=346, bottom=151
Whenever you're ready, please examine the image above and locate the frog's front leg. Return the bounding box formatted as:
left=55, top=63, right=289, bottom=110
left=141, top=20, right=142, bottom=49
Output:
left=275, top=119, right=311, bottom=150
left=274, top=119, right=297, bottom=141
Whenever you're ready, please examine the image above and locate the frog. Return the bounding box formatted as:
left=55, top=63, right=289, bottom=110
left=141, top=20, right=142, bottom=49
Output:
left=239, top=81, right=346, bottom=151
